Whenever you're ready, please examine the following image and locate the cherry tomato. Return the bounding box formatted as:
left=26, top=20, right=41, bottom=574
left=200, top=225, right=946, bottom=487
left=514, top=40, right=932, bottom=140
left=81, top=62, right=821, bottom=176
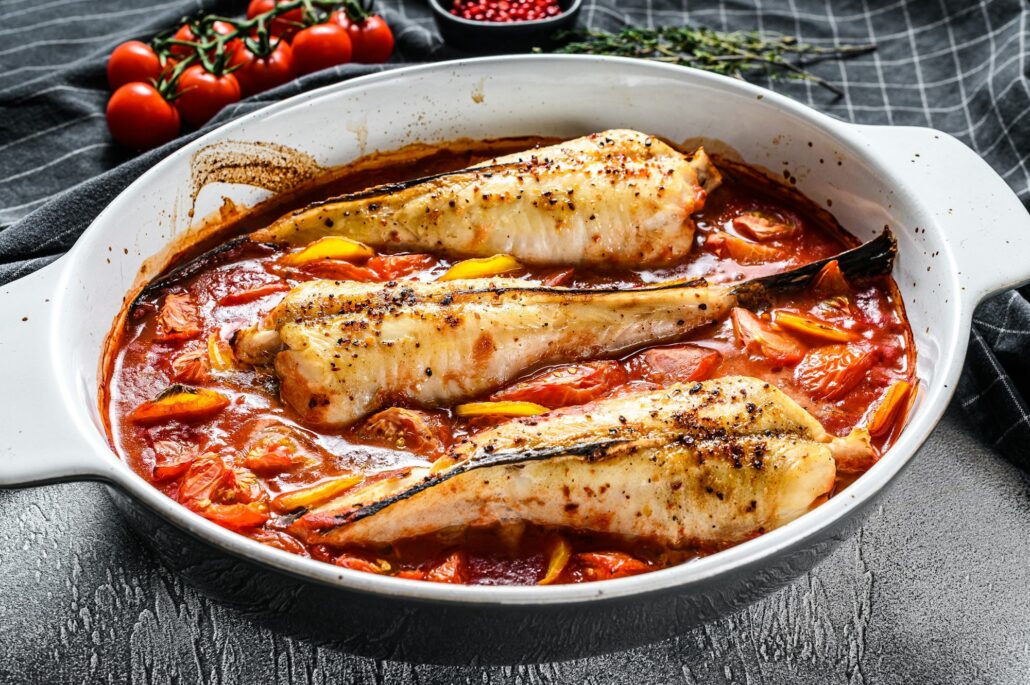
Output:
left=575, top=552, right=650, bottom=581
left=107, top=40, right=163, bottom=89
left=365, top=253, right=436, bottom=280
left=794, top=344, right=877, bottom=400
left=170, top=21, right=238, bottom=60
left=731, top=308, right=806, bottom=364
left=357, top=407, right=449, bottom=457
left=247, top=0, right=305, bottom=40
left=228, top=39, right=295, bottom=96
left=178, top=454, right=232, bottom=506
left=637, top=344, right=722, bottom=384
left=330, top=10, right=394, bottom=63
left=106, top=82, right=181, bottom=150
left=490, top=361, right=628, bottom=408
left=291, top=23, right=353, bottom=75
left=174, top=64, right=241, bottom=127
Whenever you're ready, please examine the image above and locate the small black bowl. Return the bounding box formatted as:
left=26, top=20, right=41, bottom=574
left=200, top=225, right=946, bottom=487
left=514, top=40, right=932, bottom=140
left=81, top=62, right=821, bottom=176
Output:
left=429, top=0, right=583, bottom=54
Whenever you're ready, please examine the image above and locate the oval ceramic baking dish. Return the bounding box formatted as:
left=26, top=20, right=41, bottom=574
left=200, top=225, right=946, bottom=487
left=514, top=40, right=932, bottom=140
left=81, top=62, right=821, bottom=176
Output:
left=2, top=56, right=1029, bottom=664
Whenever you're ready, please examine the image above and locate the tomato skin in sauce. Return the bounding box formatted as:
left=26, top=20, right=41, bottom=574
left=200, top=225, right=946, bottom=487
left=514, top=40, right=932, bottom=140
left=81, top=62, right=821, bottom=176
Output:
left=104, top=139, right=916, bottom=585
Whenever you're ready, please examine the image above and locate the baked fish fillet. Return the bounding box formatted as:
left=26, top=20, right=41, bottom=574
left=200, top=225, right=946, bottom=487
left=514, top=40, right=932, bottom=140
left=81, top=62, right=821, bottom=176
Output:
left=250, top=130, right=721, bottom=266
left=234, top=231, right=896, bottom=428
left=292, top=377, right=867, bottom=548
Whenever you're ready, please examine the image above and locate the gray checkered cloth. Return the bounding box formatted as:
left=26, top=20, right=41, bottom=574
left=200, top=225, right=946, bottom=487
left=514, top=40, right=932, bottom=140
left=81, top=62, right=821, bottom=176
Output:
left=1, top=0, right=1028, bottom=466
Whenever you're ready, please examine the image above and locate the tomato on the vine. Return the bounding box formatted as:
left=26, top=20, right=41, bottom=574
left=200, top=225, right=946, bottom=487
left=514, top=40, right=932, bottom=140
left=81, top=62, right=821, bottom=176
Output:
left=330, top=10, right=394, bottom=63
left=174, top=64, right=241, bottom=127
left=170, top=21, right=238, bottom=58
left=291, top=23, right=352, bottom=75
left=228, top=39, right=295, bottom=96
left=247, top=0, right=305, bottom=40
left=107, top=41, right=164, bottom=89
left=106, top=82, right=180, bottom=150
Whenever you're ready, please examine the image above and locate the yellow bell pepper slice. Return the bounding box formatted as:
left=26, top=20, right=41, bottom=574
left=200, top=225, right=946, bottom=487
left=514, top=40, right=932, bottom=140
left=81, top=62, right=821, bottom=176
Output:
left=280, top=237, right=375, bottom=266
left=454, top=401, right=549, bottom=418
left=207, top=330, right=237, bottom=372
left=271, top=474, right=364, bottom=513
left=539, top=537, right=572, bottom=585
left=438, top=254, right=522, bottom=281
left=867, top=380, right=914, bottom=438
left=771, top=309, right=859, bottom=344
left=129, top=385, right=230, bottom=425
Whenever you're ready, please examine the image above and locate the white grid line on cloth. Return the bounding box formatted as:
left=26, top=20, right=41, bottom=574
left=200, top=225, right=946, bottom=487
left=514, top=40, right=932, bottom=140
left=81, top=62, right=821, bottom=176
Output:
left=0, top=3, right=183, bottom=38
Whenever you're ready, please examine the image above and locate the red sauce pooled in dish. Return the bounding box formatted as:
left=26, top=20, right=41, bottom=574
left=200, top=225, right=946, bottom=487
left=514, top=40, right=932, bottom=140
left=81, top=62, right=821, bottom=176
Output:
left=104, top=138, right=915, bottom=585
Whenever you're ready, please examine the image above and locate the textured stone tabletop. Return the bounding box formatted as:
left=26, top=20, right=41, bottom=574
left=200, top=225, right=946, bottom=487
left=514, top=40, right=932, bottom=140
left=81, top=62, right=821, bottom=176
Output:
left=1, top=403, right=1027, bottom=683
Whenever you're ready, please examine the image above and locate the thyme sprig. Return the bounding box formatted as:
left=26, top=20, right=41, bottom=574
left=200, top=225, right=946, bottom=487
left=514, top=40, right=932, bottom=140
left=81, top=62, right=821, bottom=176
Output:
left=551, top=26, right=875, bottom=96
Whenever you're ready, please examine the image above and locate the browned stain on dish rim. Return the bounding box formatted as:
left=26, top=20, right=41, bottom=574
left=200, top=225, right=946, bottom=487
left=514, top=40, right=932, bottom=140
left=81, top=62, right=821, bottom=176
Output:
left=188, top=139, right=324, bottom=219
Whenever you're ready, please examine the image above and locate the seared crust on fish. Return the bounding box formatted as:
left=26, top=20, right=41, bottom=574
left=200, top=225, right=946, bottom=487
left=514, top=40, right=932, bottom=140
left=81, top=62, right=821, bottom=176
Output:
left=236, top=277, right=734, bottom=427
left=251, top=130, right=721, bottom=266
left=292, top=377, right=861, bottom=548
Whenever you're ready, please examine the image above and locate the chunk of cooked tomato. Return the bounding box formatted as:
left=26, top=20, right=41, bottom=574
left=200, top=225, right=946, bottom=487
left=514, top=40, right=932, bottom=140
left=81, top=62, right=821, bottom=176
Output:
left=178, top=454, right=269, bottom=529
left=706, top=232, right=786, bottom=264
left=200, top=501, right=270, bottom=530
left=731, top=308, right=806, bottom=364
left=732, top=210, right=800, bottom=241
left=356, top=407, right=449, bottom=457
left=424, top=550, right=468, bottom=584
left=243, top=425, right=306, bottom=473
left=541, top=268, right=575, bottom=287
left=636, top=344, right=721, bottom=384
left=170, top=347, right=210, bottom=384
left=150, top=439, right=195, bottom=482
left=575, top=552, right=650, bottom=580
left=490, top=361, right=628, bottom=408
left=812, top=259, right=850, bottom=296
left=217, top=281, right=291, bottom=306
left=178, top=453, right=232, bottom=507
left=366, top=253, right=437, bottom=280
left=794, top=344, right=877, bottom=400
left=155, top=292, right=202, bottom=342
left=302, top=259, right=382, bottom=281
left=249, top=529, right=309, bottom=556
left=335, top=553, right=389, bottom=574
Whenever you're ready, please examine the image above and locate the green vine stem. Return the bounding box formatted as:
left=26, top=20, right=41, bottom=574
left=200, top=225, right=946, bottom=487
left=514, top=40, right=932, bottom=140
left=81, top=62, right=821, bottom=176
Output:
left=550, top=26, right=876, bottom=97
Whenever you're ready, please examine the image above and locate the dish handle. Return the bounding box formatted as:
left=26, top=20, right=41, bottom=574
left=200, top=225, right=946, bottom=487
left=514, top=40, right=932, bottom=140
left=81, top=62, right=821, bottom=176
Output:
left=853, top=125, right=1030, bottom=302
left=0, top=261, right=113, bottom=487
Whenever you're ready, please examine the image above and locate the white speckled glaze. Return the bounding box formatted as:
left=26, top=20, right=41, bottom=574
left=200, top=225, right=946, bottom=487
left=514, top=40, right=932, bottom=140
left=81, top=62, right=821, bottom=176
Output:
left=2, top=56, right=1029, bottom=635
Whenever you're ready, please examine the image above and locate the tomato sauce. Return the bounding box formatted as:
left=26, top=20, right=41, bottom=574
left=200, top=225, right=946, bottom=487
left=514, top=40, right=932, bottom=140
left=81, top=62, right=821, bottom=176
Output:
left=104, top=138, right=916, bottom=585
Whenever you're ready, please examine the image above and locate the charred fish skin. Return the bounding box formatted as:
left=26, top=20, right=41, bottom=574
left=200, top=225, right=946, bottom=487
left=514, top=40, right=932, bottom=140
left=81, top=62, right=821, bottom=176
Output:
left=292, top=377, right=847, bottom=549
left=251, top=130, right=721, bottom=267
left=262, top=278, right=734, bottom=428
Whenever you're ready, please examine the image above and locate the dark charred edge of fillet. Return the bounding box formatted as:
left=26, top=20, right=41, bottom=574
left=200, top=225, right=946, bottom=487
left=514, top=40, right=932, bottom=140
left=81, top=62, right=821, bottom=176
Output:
left=280, top=163, right=519, bottom=217
left=130, top=237, right=265, bottom=311
left=440, top=278, right=711, bottom=303
left=322, top=439, right=631, bottom=530
left=732, top=228, right=896, bottom=308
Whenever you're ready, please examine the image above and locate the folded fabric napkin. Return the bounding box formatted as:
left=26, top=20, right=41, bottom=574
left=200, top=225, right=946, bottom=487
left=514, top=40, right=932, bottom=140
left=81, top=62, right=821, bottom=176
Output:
left=1, top=0, right=1028, bottom=466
